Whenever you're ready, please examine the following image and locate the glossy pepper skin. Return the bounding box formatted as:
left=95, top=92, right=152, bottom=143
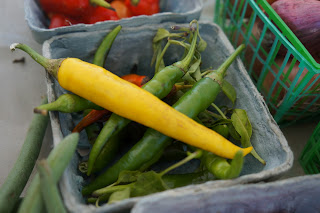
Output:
left=10, top=39, right=251, bottom=189
left=125, top=0, right=159, bottom=16
left=81, top=45, right=252, bottom=195
left=202, top=150, right=244, bottom=179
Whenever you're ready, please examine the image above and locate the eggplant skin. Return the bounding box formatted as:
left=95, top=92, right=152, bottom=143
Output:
left=271, top=0, right=320, bottom=60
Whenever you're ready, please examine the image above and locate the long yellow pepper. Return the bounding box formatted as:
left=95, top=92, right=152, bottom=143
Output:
left=11, top=43, right=253, bottom=159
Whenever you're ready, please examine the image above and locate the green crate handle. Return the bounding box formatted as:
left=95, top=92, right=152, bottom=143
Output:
left=257, top=0, right=320, bottom=71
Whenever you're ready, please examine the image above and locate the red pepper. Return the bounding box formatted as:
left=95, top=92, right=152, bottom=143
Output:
left=72, top=109, right=110, bottom=133
left=49, top=14, right=81, bottom=29
left=120, top=74, right=150, bottom=87
left=39, top=0, right=114, bottom=19
left=125, top=0, right=159, bottom=16
left=84, top=6, right=120, bottom=24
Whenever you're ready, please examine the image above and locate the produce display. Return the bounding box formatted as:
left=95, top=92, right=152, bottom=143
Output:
left=2, top=19, right=269, bottom=210
left=38, top=0, right=160, bottom=28
left=4, top=0, right=317, bottom=211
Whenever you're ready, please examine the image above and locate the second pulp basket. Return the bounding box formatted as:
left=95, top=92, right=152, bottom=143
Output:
left=215, top=0, right=320, bottom=126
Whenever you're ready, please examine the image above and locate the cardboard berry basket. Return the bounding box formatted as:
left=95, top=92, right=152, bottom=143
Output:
left=42, top=21, right=293, bottom=213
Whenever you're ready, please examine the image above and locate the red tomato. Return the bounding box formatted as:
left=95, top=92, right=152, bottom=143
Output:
left=125, top=0, right=159, bottom=16
left=111, top=0, right=133, bottom=19
left=49, top=13, right=81, bottom=29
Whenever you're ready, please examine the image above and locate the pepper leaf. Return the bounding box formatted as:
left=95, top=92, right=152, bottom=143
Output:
left=228, top=123, right=241, bottom=141
left=221, top=80, right=237, bottom=105
left=188, top=57, right=201, bottom=74
left=116, top=170, right=142, bottom=185
left=153, top=28, right=171, bottom=43
left=130, top=171, right=169, bottom=197
left=231, top=109, right=265, bottom=165
left=231, top=109, right=252, bottom=143
left=108, top=187, right=131, bottom=204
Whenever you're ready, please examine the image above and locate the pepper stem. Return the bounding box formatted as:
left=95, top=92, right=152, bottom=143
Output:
left=90, top=0, right=115, bottom=10
left=177, top=20, right=199, bottom=71
left=211, top=103, right=227, bottom=119
left=159, top=150, right=202, bottom=177
left=216, top=44, right=245, bottom=77
left=131, top=0, right=140, bottom=6
left=10, top=43, right=63, bottom=79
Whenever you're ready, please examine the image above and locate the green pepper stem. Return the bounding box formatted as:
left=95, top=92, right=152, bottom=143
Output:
left=216, top=44, right=245, bottom=77
left=92, top=183, right=134, bottom=197
left=10, top=43, right=62, bottom=79
left=175, top=20, right=199, bottom=71
left=78, top=162, right=88, bottom=174
left=155, top=41, right=171, bottom=74
left=205, top=109, right=224, bottom=120
left=90, top=0, right=114, bottom=10
left=159, top=150, right=202, bottom=177
left=211, top=103, right=227, bottom=119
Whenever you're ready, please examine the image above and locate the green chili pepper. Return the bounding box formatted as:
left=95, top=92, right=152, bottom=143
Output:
left=0, top=98, right=49, bottom=213
left=91, top=132, right=121, bottom=173
left=86, top=20, right=200, bottom=176
left=37, top=160, right=67, bottom=213
left=202, top=150, right=244, bottom=179
left=17, top=133, right=79, bottom=213
left=82, top=44, right=245, bottom=195
left=33, top=93, right=103, bottom=115
left=93, top=25, right=122, bottom=66
left=82, top=25, right=122, bottom=149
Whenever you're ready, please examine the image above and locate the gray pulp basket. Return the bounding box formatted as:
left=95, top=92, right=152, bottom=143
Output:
left=131, top=174, right=320, bottom=213
left=24, top=0, right=203, bottom=43
left=42, top=22, right=293, bottom=213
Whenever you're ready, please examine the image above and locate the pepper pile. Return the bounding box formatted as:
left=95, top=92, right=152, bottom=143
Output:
left=10, top=20, right=266, bottom=208
left=39, top=0, right=160, bottom=29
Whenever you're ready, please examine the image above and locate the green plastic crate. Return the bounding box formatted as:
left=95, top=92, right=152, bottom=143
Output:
left=214, top=0, right=320, bottom=126
left=300, top=122, right=320, bottom=174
